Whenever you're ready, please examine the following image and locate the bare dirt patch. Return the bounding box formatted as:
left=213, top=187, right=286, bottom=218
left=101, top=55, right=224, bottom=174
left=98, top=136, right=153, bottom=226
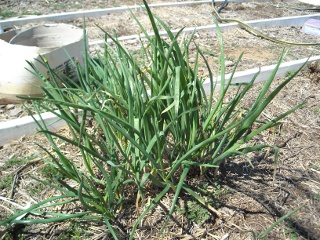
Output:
left=1, top=0, right=320, bottom=239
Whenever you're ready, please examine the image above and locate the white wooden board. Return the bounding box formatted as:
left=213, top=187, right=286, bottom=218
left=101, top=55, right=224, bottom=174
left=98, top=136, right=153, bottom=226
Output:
left=203, top=56, right=320, bottom=92
left=298, top=0, right=320, bottom=6
left=0, top=111, right=66, bottom=146
left=0, top=0, right=271, bottom=28
left=90, top=13, right=320, bottom=45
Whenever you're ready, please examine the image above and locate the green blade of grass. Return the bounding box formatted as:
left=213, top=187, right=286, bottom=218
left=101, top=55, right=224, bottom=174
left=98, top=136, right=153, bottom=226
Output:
left=258, top=206, right=303, bottom=239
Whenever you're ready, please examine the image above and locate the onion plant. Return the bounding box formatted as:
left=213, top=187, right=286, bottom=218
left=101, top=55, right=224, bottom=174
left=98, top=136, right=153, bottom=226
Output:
left=0, top=1, right=304, bottom=238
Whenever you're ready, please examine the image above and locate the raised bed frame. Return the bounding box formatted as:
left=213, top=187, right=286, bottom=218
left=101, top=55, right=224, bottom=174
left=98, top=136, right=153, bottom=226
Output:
left=0, top=0, right=266, bottom=28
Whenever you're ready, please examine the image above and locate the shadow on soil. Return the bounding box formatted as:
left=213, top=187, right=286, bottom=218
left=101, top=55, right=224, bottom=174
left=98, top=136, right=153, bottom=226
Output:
left=217, top=149, right=320, bottom=240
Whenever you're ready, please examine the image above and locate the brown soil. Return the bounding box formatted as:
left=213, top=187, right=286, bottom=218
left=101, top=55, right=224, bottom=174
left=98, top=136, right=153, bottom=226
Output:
left=1, top=1, right=320, bottom=239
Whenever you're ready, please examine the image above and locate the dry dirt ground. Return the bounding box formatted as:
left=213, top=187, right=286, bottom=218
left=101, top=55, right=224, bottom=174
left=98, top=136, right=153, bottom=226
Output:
left=0, top=0, right=320, bottom=239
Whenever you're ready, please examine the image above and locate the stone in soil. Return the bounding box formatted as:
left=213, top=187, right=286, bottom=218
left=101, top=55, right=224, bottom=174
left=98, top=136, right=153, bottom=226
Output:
left=5, top=104, right=15, bottom=110
left=9, top=108, right=23, bottom=117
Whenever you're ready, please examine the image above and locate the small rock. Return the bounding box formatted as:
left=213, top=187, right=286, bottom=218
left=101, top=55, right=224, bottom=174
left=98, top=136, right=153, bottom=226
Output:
left=5, top=104, right=15, bottom=110
left=225, top=60, right=234, bottom=67
left=9, top=108, right=23, bottom=117
left=189, top=58, right=196, bottom=63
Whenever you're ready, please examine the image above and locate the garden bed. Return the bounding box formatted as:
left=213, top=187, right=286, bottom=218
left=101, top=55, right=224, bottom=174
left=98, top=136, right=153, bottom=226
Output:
left=0, top=0, right=320, bottom=239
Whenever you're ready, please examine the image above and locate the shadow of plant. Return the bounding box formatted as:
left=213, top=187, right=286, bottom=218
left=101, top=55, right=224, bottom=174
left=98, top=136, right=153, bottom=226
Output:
left=215, top=139, right=320, bottom=240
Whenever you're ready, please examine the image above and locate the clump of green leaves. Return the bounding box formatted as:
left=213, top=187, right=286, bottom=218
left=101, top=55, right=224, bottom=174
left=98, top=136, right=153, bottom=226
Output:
left=0, top=0, right=304, bottom=239
left=40, top=163, right=65, bottom=180
left=0, top=8, right=15, bottom=19
left=4, top=157, right=30, bottom=168
left=28, top=182, right=45, bottom=197
left=57, top=220, right=93, bottom=240
left=0, top=175, right=12, bottom=190
left=179, top=200, right=211, bottom=225
left=285, top=70, right=295, bottom=78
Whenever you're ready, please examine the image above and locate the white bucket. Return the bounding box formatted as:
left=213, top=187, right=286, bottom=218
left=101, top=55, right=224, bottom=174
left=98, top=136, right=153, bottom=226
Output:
left=0, top=24, right=85, bottom=104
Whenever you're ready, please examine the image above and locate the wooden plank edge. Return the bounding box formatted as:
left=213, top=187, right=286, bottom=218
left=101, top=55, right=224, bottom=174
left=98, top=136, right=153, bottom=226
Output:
left=90, top=13, right=320, bottom=46
left=0, top=111, right=66, bottom=146
left=0, top=0, right=247, bottom=28
left=0, top=0, right=274, bottom=28
left=202, top=55, right=320, bottom=92
left=1, top=55, right=319, bottom=146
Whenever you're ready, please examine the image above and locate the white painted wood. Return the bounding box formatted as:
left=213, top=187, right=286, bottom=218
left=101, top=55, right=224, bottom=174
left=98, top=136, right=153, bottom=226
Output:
left=0, top=111, right=66, bottom=146
left=298, top=0, right=320, bottom=6
left=0, top=0, right=218, bottom=28
left=0, top=0, right=269, bottom=28
left=1, top=55, right=318, bottom=146
left=90, top=13, right=320, bottom=46
left=202, top=56, right=320, bottom=92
